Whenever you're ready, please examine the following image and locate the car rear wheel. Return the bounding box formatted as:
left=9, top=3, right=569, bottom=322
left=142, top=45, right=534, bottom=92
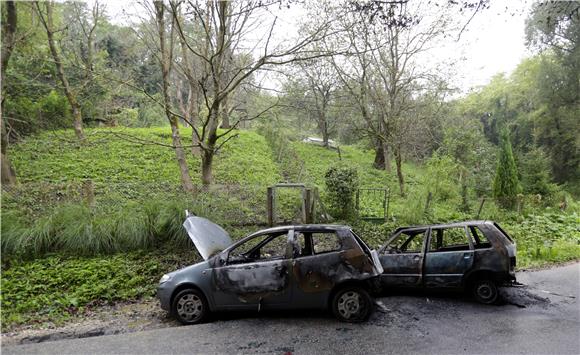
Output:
left=331, top=287, right=373, bottom=322
left=472, top=279, right=499, bottom=304
left=172, top=288, right=209, bottom=325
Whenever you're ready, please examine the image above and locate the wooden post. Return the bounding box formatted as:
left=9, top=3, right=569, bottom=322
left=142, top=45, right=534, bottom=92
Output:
left=424, top=191, right=432, bottom=215
left=383, top=189, right=388, bottom=223
left=82, top=179, right=95, bottom=207
left=476, top=197, right=486, bottom=219
left=267, top=187, right=274, bottom=226
left=305, top=188, right=312, bottom=224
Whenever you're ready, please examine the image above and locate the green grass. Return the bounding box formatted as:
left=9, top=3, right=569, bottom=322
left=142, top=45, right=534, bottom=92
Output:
left=9, top=127, right=281, bottom=185
left=0, top=250, right=197, bottom=330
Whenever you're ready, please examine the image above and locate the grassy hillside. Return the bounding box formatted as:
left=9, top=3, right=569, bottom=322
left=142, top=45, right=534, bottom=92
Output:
left=9, top=127, right=281, bottom=186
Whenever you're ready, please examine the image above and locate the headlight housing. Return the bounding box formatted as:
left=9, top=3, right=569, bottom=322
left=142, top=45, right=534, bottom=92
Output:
left=159, top=274, right=172, bottom=284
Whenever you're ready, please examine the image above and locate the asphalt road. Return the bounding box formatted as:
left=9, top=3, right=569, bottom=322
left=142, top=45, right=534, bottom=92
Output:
left=3, top=262, right=579, bottom=354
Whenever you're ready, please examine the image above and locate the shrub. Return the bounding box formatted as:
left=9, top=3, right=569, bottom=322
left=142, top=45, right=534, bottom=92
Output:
left=324, top=165, right=359, bottom=220
left=493, top=128, right=522, bottom=209
left=519, top=147, right=556, bottom=197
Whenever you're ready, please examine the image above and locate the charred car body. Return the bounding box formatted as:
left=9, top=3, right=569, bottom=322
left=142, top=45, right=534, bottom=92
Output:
left=157, top=215, right=383, bottom=324
left=379, top=221, right=517, bottom=304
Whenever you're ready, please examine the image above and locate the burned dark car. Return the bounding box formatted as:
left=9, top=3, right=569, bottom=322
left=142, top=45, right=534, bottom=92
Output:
left=378, top=221, right=517, bottom=304
left=157, top=215, right=383, bottom=324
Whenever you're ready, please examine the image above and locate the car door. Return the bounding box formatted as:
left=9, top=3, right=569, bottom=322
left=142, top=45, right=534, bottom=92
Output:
left=212, top=231, right=293, bottom=310
left=289, top=230, right=345, bottom=309
left=379, top=229, right=427, bottom=287
left=423, top=226, right=474, bottom=288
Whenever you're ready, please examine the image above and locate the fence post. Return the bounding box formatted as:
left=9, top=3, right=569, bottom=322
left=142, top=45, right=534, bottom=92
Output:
left=267, top=187, right=274, bottom=226
left=476, top=197, right=486, bottom=219
left=384, top=189, right=388, bottom=223
left=305, top=188, right=312, bottom=224
left=424, top=191, right=432, bottom=215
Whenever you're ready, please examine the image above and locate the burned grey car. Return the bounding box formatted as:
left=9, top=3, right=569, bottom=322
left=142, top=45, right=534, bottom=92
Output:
left=157, top=215, right=383, bottom=324
left=378, top=221, right=517, bottom=304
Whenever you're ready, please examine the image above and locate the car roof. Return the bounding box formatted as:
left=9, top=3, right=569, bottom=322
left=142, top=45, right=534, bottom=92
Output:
left=393, top=220, right=494, bottom=233
left=250, top=224, right=351, bottom=235
left=222, top=224, right=352, bottom=253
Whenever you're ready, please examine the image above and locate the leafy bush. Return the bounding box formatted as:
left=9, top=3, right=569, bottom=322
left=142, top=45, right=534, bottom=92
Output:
left=519, top=147, right=557, bottom=197
left=493, top=129, right=522, bottom=209
left=38, top=90, right=72, bottom=129
left=324, top=165, right=359, bottom=220
left=505, top=212, right=580, bottom=268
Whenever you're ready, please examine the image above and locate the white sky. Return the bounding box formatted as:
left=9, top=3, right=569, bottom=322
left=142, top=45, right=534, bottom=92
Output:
left=95, top=0, right=535, bottom=96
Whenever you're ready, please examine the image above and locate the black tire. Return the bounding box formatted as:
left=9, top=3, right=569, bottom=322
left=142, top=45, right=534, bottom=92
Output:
left=331, top=287, right=374, bottom=322
left=471, top=279, right=499, bottom=305
left=171, top=288, right=209, bottom=325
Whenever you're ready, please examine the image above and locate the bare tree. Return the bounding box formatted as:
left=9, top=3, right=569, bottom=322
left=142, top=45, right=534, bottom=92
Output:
left=71, top=1, right=103, bottom=80
left=154, top=0, right=196, bottom=192
left=296, top=57, right=340, bottom=147
left=368, top=2, right=450, bottom=195
left=35, top=1, right=86, bottom=141
left=325, top=10, right=391, bottom=170
left=167, top=0, right=339, bottom=185
left=1, top=1, right=18, bottom=184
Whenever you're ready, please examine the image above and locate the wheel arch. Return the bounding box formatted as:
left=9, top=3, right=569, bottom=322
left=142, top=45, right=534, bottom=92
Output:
left=170, top=283, right=211, bottom=313
left=327, top=279, right=372, bottom=309
left=463, top=269, right=502, bottom=288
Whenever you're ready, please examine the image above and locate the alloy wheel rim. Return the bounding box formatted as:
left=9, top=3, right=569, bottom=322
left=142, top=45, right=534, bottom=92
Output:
left=337, top=291, right=363, bottom=319
left=477, top=283, right=493, bottom=300
left=177, top=293, right=203, bottom=321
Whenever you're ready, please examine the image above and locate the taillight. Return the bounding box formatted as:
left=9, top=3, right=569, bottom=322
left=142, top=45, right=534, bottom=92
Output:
left=510, top=256, right=516, bottom=269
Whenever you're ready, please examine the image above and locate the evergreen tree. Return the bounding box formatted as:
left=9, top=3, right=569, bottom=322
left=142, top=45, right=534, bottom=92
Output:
left=493, top=128, right=522, bottom=209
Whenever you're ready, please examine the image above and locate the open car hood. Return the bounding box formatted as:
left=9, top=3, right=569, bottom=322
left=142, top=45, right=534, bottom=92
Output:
left=183, top=215, right=232, bottom=260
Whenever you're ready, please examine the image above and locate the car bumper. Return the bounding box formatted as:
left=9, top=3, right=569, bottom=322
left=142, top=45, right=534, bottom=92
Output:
left=157, top=283, right=173, bottom=311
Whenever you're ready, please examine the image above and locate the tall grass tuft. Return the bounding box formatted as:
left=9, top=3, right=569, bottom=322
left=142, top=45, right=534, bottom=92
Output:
left=114, top=206, right=154, bottom=251
left=1, top=198, right=218, bottom=259
left=1, top=210, right=28, bottom=256
left=155, top=199, right=194, bottom=249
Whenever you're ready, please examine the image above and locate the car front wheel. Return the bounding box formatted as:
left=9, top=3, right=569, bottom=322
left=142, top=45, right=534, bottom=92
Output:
left=172, top=288, right=209, bottom=325
left=472, top=279, right=499, bottom=304
left=331, top=287, right=373, bottom=322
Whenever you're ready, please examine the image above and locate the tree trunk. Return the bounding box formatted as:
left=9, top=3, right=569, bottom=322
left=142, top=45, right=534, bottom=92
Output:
left=170, top=119, right=195, bottom=192
left=320, top=114, right=329, bottom=147
left=1, top=118, right=16, bottom=185
left=1, top=1, right=17, bottom=184
left=201, top=148, right=214, bottom=186
left=394, top=144, right=405, bottom=196
left=155, top=0, right=194, bottom=193
left=189, top=85, right=201, bottom=156
left=38, top=1, right=85, bottom=141
left=373, top=140, right=391, bottom=171
left=373, top=140, right=384, bottom=169
left=220, top=96, right=231, bottom=129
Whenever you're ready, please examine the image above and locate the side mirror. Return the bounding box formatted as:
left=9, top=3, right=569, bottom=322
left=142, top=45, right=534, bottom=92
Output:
left=219, top=254, right=227, bottom=265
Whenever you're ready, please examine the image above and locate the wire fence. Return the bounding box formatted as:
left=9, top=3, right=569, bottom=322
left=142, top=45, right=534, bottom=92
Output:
left=2, top=181, right=566, bottom=227
left=1, top=181, right=312, bottom=226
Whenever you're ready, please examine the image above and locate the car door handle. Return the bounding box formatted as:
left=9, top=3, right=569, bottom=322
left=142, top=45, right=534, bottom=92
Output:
left=463, top=253, right=471, bottom=259
left=413, top=255, right=421, bottom=261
